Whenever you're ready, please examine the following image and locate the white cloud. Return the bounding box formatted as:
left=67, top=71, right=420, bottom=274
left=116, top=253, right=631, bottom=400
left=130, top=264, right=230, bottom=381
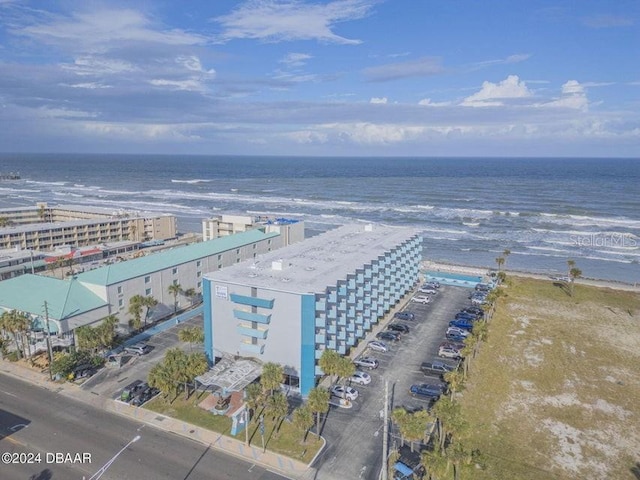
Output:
left=543, top=80, right=589, bottom=111
left=418, top=98, right=451, bottom=107
left=15, top=9, right=207, bottom=51
left=363, top=57, right=444, bottom=82
left=323, top=122, right=427, bottom=144
left=213, top=0, right=374, bottom=44
left=462, top=75, right=533, bottom=107
left=62, top=56, right=138, bottom=77
left=370, top=97, right=387, bottom=104
left=280, top=52, right=313, bottom=67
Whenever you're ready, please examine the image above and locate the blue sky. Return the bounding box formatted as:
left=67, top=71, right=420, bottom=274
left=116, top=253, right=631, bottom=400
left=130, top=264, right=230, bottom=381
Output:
left=0, top=0, right=639, bottom=156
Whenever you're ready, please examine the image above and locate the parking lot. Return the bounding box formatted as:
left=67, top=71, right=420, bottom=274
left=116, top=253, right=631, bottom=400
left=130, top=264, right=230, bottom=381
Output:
left=314, top=284, right=472, bottom=480
left=80, top=315, right=204, bottom=401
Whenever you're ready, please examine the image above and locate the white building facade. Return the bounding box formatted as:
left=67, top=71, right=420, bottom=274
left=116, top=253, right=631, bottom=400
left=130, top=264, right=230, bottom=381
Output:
left=203, top=224, right=422, bottom=396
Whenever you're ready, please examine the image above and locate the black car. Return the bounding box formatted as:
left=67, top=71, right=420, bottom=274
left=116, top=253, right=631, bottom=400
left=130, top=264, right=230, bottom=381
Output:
left=120, top=380, right=144, bottom=402
left=387, top=323, right=410, bottom=334
left=420, top=361, right=456, bottom=377
left=463, top=306, right=484, bottom=316
left=377, top=331, right=400, bottom=342
left=394, top=311, right=415, bottom=321
left=73, top=363, right=97, bottom=379
left=455, top=312, right=479, bottom=321
left=409, top=383, right=446, bottom=400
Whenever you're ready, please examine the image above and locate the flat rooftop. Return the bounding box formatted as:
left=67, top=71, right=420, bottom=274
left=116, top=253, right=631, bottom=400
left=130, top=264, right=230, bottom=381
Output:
left=206, top=223, right=421, bottom=294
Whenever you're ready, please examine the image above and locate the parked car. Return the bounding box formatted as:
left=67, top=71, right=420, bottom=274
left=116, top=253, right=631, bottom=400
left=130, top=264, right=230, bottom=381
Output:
left=420, top=361, right=456, bottom=377
left=72, top=363, right=97, bottom=379
left=368, top=340, right=388, bottom=352
left=331, top=385, right=359, bottom=400
left=349, top=371, right=372, bottom=385
left=446, top=326, right=470, bottom=338
left=446, top=333, right=467, bottom=343
left=409, top=383, right=446, bottom=400
left=376, top=331, right=400, bottom=342
left=394, top=311, right=415, bottom=321
left=455, top=311, right=479, bottom=321
left=130, top=383, right=159, bottom=406
left=411, top=295, right=431, bottom=305
left=438, top=346, right=462, bottom=360
left=354, top=357, right=379, bottom=370
left=471, top=297, right=487, bottom=306
left=475, top=283, right=492, bottom=292
left=463, top=306, right=484, bottom=316
left=425, top=281, right=440, bottom=289
left=124, top=342, right=150, bottom=356
left=419, top=287, right=437, bottom=294
left=120, top=380, right=144, bottom=402
left=387, top=323, right=410, bottom=334
left=449, top=319, right=474, bottom=331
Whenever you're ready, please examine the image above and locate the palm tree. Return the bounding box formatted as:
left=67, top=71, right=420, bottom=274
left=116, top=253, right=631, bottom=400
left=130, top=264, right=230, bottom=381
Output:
left=246, top=382, right=265, bottom=420
left=128, top=295, right=157, bottom=331
left=148, top=362, right=176, bottom=399
left=307, top=387, right=330, bottom=435
left=178, top=326, right=204, bottom=352
left=183, top=287, right=198, bottom=306
left=502, top=249, right=511, bottom=268
left=495, top=256, right=505, bottom=272
left=184, top=351, right=208, bottom=399
left=292, top=405, right=315, bottom=444
left=266, top=391, right=289, bottom=434
left=261, top=362, right=284, bottom=397
left=318, top=349, right=341, bottom=384
left=336, top=356, right=355, bottom=397
left=1, top=310, right=29, bottom=360
left=567, top=259, right=576, bottom=280
left=421, top=444, right=451, bottom=480
left=444, top=370, right=465, bottom=400
left=168, top=283, right=182, bottom=313
left=569, top=267, right=582, bottom=296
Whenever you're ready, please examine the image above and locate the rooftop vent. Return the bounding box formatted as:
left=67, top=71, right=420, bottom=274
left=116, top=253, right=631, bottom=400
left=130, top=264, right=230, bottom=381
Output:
left=364, top=224, right=373, bottom=232
left=248, top=273, right=258, bottom=278
left=271, top=259, right=285, bottom=271
left=304, top=266, right=315, bottom=271
left=281, top=277, right=291, bottom=283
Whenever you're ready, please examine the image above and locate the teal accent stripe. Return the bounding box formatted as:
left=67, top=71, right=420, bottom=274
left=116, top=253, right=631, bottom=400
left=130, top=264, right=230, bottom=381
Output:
left=230, top=293, right=274, bottom=309
left=233, top=309, right=271, bottom=324
left=300, top=294, right=316, bottom=396
left=203, top=279, right=213, bottom=364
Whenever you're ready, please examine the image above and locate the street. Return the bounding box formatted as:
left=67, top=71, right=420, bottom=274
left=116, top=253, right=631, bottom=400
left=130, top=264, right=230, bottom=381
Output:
left=0, top=374, right=288, bottom=480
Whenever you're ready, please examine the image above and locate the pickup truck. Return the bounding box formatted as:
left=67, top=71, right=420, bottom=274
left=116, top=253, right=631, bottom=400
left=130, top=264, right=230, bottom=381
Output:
left=420, top=361, right=455, bottom=377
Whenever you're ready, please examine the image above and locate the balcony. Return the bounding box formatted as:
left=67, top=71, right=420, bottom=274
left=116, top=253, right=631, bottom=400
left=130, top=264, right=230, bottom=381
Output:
left=230, top=293, right=274, bottom=309
left=236, top=325, right=269, bottom=339
left=315, top=333, right=326, bottom=344
left=232, top=309, right=271, bottom=324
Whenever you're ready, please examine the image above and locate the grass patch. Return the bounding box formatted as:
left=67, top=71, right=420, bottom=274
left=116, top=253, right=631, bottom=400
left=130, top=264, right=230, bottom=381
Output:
left=144, top=393, right=323, bottom=464
left=460, top=277, right=640, bottom=480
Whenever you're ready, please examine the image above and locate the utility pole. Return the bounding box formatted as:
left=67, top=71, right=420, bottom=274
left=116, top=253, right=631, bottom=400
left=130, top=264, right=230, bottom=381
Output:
left=43, top=301, right=54, bottom=381
left=382, top=379, right=389, bottom=480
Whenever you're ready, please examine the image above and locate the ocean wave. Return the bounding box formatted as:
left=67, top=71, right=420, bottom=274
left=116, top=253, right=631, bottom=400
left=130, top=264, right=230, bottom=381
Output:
left=171, top=179, right=212, bottom=184
left=25, top=180, right=68, bottom=186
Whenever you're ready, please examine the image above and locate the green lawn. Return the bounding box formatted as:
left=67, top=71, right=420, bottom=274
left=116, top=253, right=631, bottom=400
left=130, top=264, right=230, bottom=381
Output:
left=144, top=392, right=323, bottom=464
left=459, top=277, right=640, bottom=480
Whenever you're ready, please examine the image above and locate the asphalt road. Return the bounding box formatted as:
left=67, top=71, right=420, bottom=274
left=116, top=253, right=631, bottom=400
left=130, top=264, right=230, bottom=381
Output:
left=314, top=285, right=470, bottom=480
left=0, top=374, right=288, bottom=480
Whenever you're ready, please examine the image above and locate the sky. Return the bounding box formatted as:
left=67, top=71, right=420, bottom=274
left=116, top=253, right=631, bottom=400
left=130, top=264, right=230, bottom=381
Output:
left=0, top=0, right=639, bottom=157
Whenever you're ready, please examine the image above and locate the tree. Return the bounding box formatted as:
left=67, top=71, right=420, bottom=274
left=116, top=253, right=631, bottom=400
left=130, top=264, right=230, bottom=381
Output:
left=502, top=249, right=511, bottom=268
left=148, top=362, right=177, bottom=399
left=292, top=405, right=315, bottom=444
left=569, top=267, right=582, bottom=297
left=178, top=326, right=204, bottom=352
left=0, top=310, right=30, bottom=360
left=128, top=295, right=158, bottom=331
left=266, top=391, right=289, bottom=434
left=392, top=408, right=434, bottom=452
left=183, top=287, right=198, bottom=306
left=444, top=369, right=465, bottom=400
left=0, top=216, right=8, bottom=227
left=307, top=387, right=330, bottom=435
left=432, top=398, right=467, bottom=455
left=260, top=362, right=284, bottom=398
left=495, top=256, right=505, bottom=272
left=335, top=356, right=355, bottom=396
left=318, top=349, right=341, bottom=384
left=246, top=382, right=264, bottom=419
left=567, top=259, right=576, bottom=280
left=168, top=283, right=182, bottom=313
left=184, top=351, right=208, bottom=399
left=421, top=445, right=451, bottom=480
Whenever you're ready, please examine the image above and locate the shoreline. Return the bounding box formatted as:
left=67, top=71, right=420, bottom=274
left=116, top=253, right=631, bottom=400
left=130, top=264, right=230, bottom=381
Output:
left=422, top=259, right=640, bottom=292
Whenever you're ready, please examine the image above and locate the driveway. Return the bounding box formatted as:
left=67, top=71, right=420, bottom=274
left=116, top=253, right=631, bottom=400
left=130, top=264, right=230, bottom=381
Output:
left=314, top=285, right=471, bottom=480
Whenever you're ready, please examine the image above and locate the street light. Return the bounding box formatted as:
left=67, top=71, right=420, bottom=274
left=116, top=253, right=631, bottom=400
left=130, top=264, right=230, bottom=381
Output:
left=84, top=435, right=141, bottom=480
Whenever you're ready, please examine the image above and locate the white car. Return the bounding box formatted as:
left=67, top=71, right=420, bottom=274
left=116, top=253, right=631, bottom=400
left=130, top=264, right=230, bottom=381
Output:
left=419, top=287, right=437, bottom=294
left=438, top=346, right=462, bottom=359
left=446, top=326, right=470, bottom=338
left=368, top=340, right=388, bottom=352
left=331, top=385, right=359, bottom=400
left=411, top=295, right=431, bottom=304
left=349, top=371, right=372, bottom=385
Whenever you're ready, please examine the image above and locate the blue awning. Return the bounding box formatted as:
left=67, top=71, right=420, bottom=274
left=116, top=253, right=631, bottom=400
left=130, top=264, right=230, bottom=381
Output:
left=394, top=461, right=413, bottom=476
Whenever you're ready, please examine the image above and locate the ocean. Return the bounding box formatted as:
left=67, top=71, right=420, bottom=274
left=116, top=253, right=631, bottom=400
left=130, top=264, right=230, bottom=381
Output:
left=0, top=154, right=638, bottom=284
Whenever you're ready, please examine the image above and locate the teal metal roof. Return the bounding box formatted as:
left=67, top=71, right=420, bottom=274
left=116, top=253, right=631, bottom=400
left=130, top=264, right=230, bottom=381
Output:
left=77, top=230, right=279, bottom=286
left=0, top=274, right=108, bottom=321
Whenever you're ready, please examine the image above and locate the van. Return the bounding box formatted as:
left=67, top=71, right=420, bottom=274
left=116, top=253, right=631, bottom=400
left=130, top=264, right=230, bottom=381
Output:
left=124, top=343, right=150, bottom=356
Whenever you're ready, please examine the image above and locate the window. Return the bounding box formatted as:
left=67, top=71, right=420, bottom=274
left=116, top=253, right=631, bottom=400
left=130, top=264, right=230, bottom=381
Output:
left=196, top=260, right=201, bottom=267
left=252, top=244, right=256, bottom=249
left=117, top=286, right=122, bottom=294
left=197, top=281, right=202, bottom=289
left=145, top=288, right=152, bottom=296
left=118, top=299, right=123, bottom=308
left=144, top=275, right=150, bottom=284
left=268, top=239, right=272, bottom=245
left=218, top=254, right=222, bottom=260
left=236, top=248, right=240, bottom=254
left=236, top=258, right=240, bottom=263
left=197, top=271, right=201, bottom=278
left=172, top=267, right=178, bottom=275
left=218, top=263, right=222, bottom=269
left=173, top=279, right=179, bottom=285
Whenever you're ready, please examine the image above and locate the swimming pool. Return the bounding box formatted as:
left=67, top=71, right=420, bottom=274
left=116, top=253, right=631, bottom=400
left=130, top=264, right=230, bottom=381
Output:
left=424, top=271, right=482, bottom=288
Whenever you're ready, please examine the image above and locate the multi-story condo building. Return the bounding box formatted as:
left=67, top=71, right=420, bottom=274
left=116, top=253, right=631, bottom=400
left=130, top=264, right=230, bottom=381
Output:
left=202, top=224, right=422, bottom=396
left=0, top=204, right=176, bottom=251
left=202, top=215, right=304, bottom=245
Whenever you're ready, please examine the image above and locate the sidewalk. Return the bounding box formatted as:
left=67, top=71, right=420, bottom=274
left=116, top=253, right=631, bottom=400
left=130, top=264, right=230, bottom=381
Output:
left=0, top=361, right=319, bottom=480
